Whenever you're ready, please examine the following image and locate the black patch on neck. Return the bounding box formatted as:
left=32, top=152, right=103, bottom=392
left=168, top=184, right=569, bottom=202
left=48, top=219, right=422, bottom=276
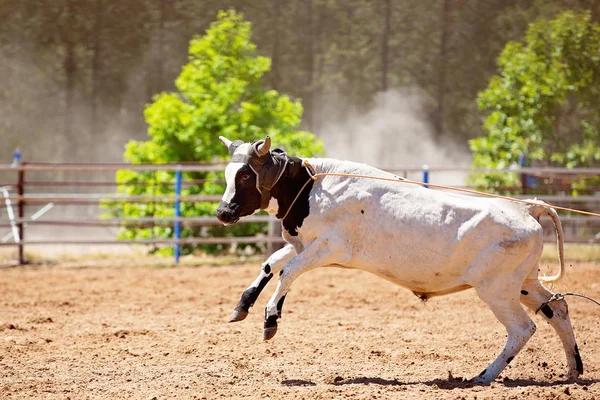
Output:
left=506, top=356, right=514, bottom=364
left=270, top=156, right=314, bottom=236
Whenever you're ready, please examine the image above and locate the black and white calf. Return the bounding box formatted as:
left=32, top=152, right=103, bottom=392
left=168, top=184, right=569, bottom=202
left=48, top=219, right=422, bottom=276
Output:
left=216, top=135, right=583, bottom=384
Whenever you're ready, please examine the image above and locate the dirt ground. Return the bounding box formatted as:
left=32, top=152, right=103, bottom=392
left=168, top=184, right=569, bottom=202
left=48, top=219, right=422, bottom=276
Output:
left=1, top=259, right=599, bottom=400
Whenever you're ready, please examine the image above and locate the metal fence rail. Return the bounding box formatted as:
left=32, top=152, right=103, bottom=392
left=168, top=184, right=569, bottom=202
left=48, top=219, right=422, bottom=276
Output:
left=0, top=161, right=598, bottom=265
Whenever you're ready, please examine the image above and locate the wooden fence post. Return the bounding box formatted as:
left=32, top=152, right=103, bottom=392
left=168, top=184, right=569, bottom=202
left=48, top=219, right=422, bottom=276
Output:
left=520, top=171, right=528, bottom=195
left=267, top=219, right=282, bottom=255
left=17, top=163, right=25, bottom=265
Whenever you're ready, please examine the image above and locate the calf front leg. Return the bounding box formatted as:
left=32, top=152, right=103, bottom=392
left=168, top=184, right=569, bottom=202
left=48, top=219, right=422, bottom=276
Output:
left=229, top=244, right=296, bottom=322
left=263, top=235, right=346, bottom=340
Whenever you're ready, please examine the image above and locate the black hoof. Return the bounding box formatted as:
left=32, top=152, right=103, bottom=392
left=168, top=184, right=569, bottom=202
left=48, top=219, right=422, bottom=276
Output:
left=263, top=326, right=278, bottom=341
left=263, top=314, right=278, bottom=340
left=229, top=308, right=249, bottom=322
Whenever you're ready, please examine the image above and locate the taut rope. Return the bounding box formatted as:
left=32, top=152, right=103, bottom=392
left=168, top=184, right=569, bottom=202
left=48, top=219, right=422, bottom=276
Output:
left=536, top=292, right=600, bottom=314
left=300, top=160, right=600, bottom=218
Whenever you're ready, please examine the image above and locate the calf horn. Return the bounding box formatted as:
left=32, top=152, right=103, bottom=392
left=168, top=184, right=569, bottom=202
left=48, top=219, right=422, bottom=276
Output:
left=255, top=136, right=271, bottom=157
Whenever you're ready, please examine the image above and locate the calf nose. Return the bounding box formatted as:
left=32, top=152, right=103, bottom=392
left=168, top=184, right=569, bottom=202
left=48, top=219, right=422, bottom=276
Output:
left=216, top=203, right=228, bottom=221
left=216, top=202, right=235, bottom=224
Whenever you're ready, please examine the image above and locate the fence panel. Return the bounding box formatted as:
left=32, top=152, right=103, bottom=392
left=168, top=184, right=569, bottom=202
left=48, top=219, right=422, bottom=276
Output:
left=0, top=162, right=598, bottom=265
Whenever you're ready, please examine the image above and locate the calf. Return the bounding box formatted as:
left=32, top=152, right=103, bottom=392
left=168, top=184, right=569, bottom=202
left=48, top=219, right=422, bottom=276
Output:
left=215, top=135, right=583, bottom=384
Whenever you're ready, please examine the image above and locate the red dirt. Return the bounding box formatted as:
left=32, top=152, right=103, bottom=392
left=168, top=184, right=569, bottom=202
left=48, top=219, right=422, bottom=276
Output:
left=1, top=260, right=599, bottom=399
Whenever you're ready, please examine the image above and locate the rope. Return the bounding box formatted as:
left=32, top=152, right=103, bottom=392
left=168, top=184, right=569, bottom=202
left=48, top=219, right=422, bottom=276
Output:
left=302, top=160, right=600, bottom=218
left=280, top=177, right=314, bottom=222
left=535, top=292, right=600, bottom=314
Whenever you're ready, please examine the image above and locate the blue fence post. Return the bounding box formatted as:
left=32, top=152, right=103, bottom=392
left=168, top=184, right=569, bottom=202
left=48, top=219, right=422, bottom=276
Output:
left=12, top=148, right=21, bottom=167
left=422, top=164, right=429, bottom=189
left=174, top=168, right=182, bottom=264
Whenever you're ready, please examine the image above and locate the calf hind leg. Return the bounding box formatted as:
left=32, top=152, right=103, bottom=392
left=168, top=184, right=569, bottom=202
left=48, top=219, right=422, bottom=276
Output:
left=520, top=279, right=582, bottom=380
left=473, top=285, right=537, bottom=384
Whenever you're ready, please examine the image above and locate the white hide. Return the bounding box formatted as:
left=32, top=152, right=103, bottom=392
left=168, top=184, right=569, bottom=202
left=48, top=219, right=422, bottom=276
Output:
left=222, top=143, right=253, bottom=204
left=222, top=162, right=244, bottom=204
left=282, top=157, right=543, bottom=291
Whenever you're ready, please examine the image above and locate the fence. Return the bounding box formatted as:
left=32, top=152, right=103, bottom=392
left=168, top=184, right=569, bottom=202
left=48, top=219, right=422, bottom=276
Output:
left=0, top=161, right=599, bottom=266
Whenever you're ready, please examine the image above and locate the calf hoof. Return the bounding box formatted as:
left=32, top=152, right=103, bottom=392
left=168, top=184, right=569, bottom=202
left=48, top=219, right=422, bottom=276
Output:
left=263, top=326, right=278, bottom=341
left=263, top=314, right=278, bottom=340
left=471, top=370, right=493, bottom=385
left=573, top=344, right=584, bottom=377
left=471, top=376, right=492, bottom=385
left=229, top=308, right=249, bottom=322
left=567, top=370, right=581, bottom=381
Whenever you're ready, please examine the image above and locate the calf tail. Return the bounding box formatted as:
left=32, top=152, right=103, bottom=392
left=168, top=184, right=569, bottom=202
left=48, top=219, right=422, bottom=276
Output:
left=529, top=201, right=565, bottom=283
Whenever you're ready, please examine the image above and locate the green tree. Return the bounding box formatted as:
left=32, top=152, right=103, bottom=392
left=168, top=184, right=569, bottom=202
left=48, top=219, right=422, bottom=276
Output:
left=470, top=10, right=600, bottom=192
left=104, top=10, right=324, bottom=254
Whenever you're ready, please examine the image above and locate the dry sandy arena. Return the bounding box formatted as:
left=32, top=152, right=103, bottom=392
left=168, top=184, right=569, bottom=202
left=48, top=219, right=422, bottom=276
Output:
left=1, top=257, right=599, bottom=399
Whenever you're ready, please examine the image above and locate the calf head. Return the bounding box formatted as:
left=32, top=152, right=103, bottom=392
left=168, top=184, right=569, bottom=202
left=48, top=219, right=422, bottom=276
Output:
left=216, top=136, right=287, bottom=225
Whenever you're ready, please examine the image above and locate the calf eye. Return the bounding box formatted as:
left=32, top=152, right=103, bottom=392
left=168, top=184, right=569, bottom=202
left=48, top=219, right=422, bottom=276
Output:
left=242, top=174, right=251, bottom=181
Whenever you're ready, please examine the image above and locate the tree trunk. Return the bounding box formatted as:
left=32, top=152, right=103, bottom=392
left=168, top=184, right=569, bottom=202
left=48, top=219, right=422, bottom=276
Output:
left=340, top=2, right=356, bottom=118
left=91, top=0, right=104, bottom=137
left=157, top=0, right=165, bottom=90
left=63, top=0, right=76, bottom=141
left=311, top=1, right=324, bottom=130
left=301, top=0, right=315, bottom=129
left=270, top=0, right=282, bottom=89
left=147, top=0, right=166, bottom=100
left=434, top=0, right=451, bottom=138
left=381, top=0, right=391, bottom=92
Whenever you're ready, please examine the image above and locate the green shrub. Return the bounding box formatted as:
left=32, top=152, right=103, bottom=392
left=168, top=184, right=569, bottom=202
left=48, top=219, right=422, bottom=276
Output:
left=103, top=10, right=324, bottom=255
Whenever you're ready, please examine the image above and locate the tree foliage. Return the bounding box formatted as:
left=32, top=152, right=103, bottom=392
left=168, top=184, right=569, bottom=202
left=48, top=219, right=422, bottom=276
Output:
left=470, top=10, right=600, bottom=191
left=4, top=1, right=600, bottom=168
left=103, top=10, right=324, bottom=254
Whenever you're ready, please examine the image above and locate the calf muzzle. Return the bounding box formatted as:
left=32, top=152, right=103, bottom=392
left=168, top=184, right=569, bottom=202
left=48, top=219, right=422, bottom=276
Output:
left=216, top=202, right=239, bottom=225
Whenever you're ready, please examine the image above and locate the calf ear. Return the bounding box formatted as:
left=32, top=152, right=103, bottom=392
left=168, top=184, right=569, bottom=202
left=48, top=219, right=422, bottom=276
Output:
left=220, top=136, right=244, bottom=156
left=219, top=136, right=233, bottom=148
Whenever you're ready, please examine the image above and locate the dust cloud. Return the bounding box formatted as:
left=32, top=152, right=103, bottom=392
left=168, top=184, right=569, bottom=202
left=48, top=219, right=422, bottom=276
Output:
left=317, top=88, right=472, bottom=186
